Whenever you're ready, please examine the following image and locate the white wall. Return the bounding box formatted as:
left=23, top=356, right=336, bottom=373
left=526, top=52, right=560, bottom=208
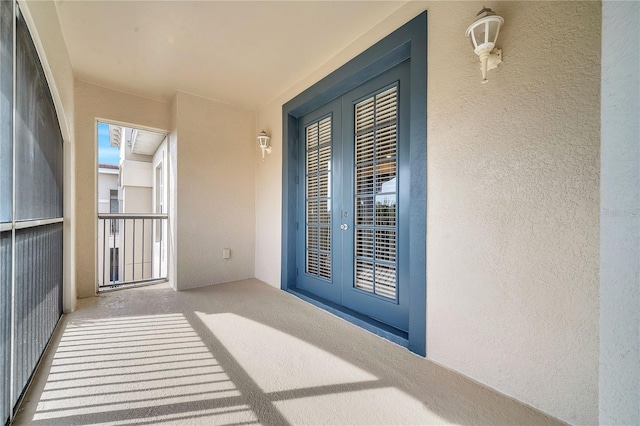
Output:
left=256, top=2, right=600, bottom=424
left=18, top=0, right=77, bottom=312
left=173, top=92, right=256, bottom=290
left=600, top=1, right=640, bottom=424
left=97, top=171, right=118, bottom=214
left=74, top=80, right=171, bottom=297
left=121, top=160, right=153, bottom=188
left=121, top=186, right=153, bottom=281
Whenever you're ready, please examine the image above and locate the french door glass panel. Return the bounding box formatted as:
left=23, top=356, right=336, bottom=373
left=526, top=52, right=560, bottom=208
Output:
left=297, top=61, right=410, bottom=331
left=305, top=116, right=332, bottom=280
left=297, top=99, right=342, bottom=304
left=353, top=86, right=399, bottom=300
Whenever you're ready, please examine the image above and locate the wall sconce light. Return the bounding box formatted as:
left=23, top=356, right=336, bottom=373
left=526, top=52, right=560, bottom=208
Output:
left=257, top=130, right=272, bottom=161
left=465, top=7, right=504, bottom=83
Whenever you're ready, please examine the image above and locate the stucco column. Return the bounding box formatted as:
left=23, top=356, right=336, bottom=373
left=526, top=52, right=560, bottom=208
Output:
left=599, top=1, right=640, bottom=424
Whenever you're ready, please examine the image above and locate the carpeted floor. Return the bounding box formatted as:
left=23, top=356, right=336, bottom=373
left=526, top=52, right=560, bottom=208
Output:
left=13, top=279, right=564, bottom=425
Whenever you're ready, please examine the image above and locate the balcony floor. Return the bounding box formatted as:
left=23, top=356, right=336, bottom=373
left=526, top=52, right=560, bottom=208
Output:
left=14, top=279, right=563, bottom=425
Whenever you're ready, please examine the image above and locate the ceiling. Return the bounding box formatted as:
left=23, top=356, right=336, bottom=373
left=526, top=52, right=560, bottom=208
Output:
left=54, top=1, right=407, bottom=110
left=130, top=128, right=167, bottom=156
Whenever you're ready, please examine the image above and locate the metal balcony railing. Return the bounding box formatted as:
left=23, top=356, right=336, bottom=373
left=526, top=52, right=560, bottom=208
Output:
left=98, top=213, right=168, bottom=290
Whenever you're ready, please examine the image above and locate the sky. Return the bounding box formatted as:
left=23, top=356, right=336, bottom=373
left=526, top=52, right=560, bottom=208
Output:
left=97, top=122, right=120, bottom=165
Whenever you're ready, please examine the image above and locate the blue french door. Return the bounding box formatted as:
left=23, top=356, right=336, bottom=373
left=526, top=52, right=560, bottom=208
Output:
left=296, top=61, right=410, bottom=331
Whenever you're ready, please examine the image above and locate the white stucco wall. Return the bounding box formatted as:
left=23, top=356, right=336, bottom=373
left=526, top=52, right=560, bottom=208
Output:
left=97, top=170, right=118, bottom=214
left=255, top=2, right=601, bottom=424
left=18, top=0, right=77, bottom=312
left=600, top=1, right=640, bottom=424
left=174, top=92, right=256, bottom=290
left=74, top=80, right=171, bottom=297
left=121, top=160, right=153, bottom=188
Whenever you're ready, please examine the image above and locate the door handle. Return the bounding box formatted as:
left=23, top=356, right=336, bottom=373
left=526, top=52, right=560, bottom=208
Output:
left=340, top=224, right=348, bottom=230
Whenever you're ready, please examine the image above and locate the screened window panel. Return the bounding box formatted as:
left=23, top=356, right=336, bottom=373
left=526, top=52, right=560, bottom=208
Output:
left=15, top=10, right=63, bottom=221
left=0, top=2, right=12, bottom=421
left=13, top=223, right=63, bottom=407
left=353, top=86, right=399, bottom=300
left=305, top=117, right=332, bottom=280
left=1, top=232, right=11, bottom=425
left=0, top=0, right=12, bottom=223
left=2, top=4, right=64, bottom=421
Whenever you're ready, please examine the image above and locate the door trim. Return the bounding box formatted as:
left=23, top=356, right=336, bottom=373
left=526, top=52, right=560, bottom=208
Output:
left=282, top=12, right=427, bottom=356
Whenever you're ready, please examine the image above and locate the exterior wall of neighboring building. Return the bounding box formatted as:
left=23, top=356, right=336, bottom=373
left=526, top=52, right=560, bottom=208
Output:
left=97, top=166, right=120, bottom=286
left=120, top=186, right=152, bottom=282
left=255, top=2, right=601, bottom=424
left=97, top=168, right=118, bottom=214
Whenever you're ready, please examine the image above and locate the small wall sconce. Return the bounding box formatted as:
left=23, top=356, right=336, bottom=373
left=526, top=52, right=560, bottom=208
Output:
left=465, top=7, right=504, bottom=83
left=257, top=130, right=272, bottom=161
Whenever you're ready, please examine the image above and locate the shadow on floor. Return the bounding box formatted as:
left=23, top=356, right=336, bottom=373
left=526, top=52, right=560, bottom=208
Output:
left=13, top=279, right=564, bottom=425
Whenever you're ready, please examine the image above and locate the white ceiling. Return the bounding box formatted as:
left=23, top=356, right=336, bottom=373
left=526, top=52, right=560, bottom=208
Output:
left=55, top=1, right=406, bottom=110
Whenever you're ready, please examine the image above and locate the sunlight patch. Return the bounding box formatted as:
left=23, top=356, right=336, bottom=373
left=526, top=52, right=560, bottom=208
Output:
left=195, top=312, right=377, bottom=393
left=32, top=314, right=256, bottom=424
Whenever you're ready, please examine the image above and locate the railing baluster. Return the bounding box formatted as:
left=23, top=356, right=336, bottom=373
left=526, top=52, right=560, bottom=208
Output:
left=151, top=219, right=154, bottom=280
left=142, top=218, right=145, bottom=280
left=102, top=219, right=106, bottom=287
left=123, top=218, right=126, bottom=283
left=133, top=219, right=136, bottom=282
left=158, top=220, right=164, bottom=277
left=96, top=213, right=168, bottom=291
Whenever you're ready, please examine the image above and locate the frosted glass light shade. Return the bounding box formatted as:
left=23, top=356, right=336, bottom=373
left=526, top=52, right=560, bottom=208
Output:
left=466, top=12, right=504, bottom=54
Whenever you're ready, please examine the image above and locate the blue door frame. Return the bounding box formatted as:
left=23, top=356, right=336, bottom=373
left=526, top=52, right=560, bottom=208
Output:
left=281, top=12, right=427, bottom=356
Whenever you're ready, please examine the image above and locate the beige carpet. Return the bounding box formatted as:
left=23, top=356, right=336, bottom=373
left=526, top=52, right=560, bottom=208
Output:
left=13, top=279, right=564, bottom=425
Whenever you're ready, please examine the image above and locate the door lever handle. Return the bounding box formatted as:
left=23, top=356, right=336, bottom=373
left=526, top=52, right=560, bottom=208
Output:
left=340, top=224, right=348, bottom=230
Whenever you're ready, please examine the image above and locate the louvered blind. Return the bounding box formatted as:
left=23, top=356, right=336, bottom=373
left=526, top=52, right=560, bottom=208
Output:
left=354, top=86, right=398, bottom=300
left=305, top=117, right=332, bottom=279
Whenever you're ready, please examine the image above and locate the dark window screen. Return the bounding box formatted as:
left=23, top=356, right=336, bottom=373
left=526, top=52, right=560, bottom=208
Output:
left=0, top=231, right=11, bottom=426
left=13, top=223, right=63, bottom=405
left=1, top=5, right=64, bottom=423
left=0, top=0, right=12, bottom=223
left=15, top=7, right=63, bottom=221
left=0, top=1, right=12, bottom=422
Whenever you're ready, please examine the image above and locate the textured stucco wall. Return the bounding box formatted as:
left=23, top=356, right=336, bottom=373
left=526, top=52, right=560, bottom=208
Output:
left=18, top=0, right=77, bottom=312
left=74, top=81, right=171, bottom=298
left=256, top=2, right=600, bottom=424
left=174, top=92, right=256, bottom=290
left=255, top=108, right=282, bottom=287
left=426, top=3, right=600, bottom=424
left=599, top=1, right=640, bottom=424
